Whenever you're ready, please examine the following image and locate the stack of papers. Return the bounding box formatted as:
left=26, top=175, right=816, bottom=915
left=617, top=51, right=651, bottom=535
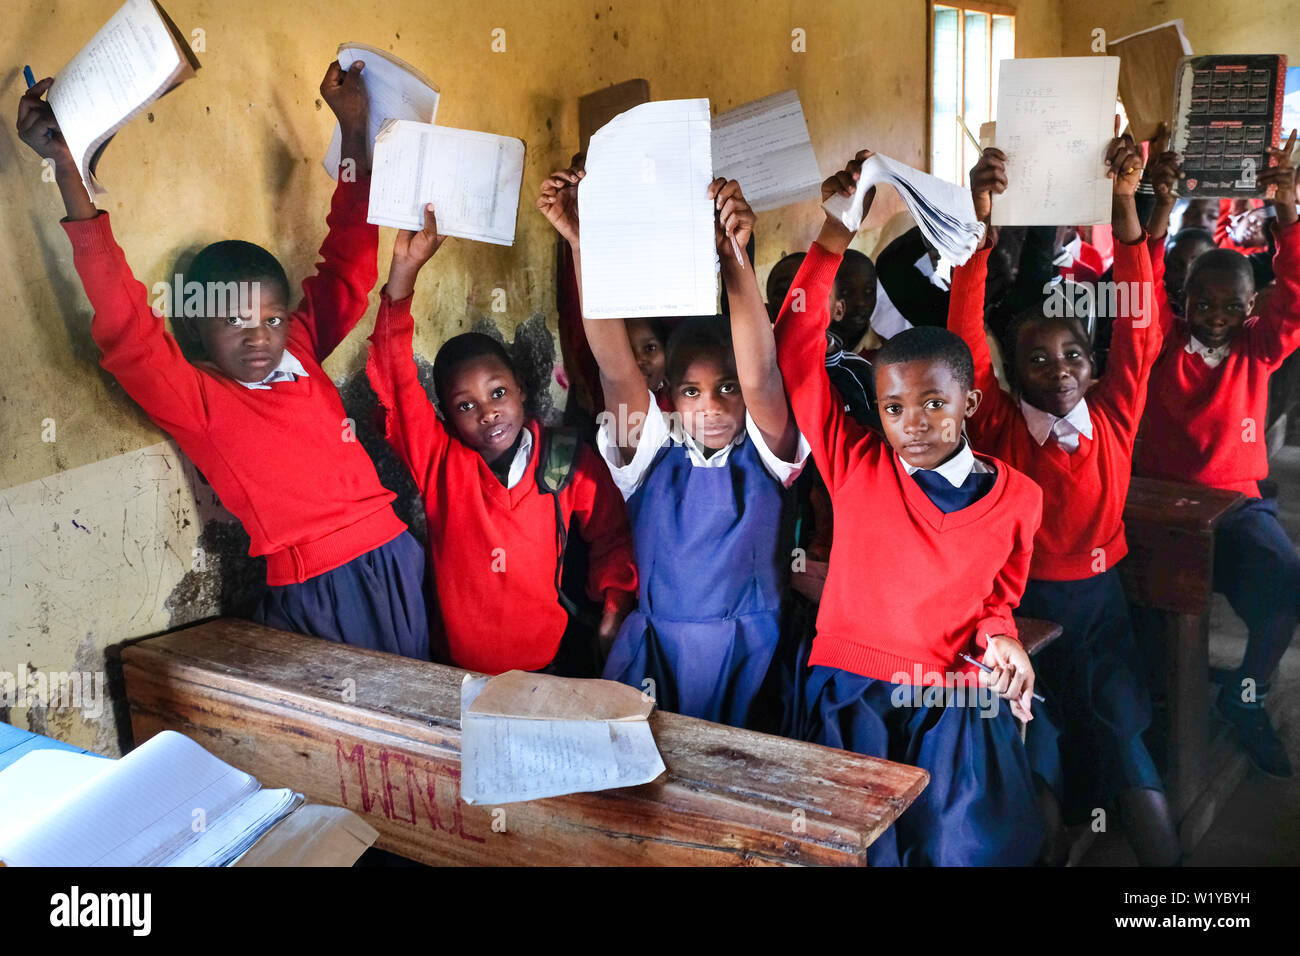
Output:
left=578, top=99, right=718, bottom=318
left=0, top=730, right=302, bottom=866
left=322, top=42, right=440, bottom=178
left=459, top=671, right=666, bottom=805
left=824, top=153, right=985, bottom=265
left=368, top=119, right=526, bottom=245
left=713, top=90, right=823, bottom=212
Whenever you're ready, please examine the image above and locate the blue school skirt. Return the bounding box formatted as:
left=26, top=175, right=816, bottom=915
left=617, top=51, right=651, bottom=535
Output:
left=254, top=530, right=430, bottom=660
left=802, top=665, right=1044, bottom=867
left=602, top=435, right=787, bottom=728
left=1019, top=568, right=1163, bottom=823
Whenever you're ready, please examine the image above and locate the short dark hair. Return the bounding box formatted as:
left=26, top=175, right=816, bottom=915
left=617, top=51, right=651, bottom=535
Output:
left=1184, top=246, right=1254, bottom=300
left=765, top=251, right=806, bottom=304
left=432, top=332, right=520, bottom=409
left=175, top=240, right=291, bottom=357
left=833, top=249, right=876, bottom=297
left=1000, top=304, right=1094, bottom=390
left=875, top=325, right=975, bottom=391
left=1170, top=226, right=1216, bottom=250
left=664, top=315, right=734, bottom=387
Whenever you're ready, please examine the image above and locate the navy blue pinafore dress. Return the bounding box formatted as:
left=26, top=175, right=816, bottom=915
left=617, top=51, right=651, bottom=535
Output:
left=601, top=433, right=787, bottom=729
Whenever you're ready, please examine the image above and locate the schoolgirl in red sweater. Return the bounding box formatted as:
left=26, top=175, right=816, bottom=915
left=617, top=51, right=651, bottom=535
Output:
left=776, top=151, right=1045, bottom=867
left=17, top=64, right=430, bottom=659
left=1137, top=132, right=1300, bottom=778
left=951, top=140, right=1180, bottom=865
left=365, top=205, right=638, bottom=676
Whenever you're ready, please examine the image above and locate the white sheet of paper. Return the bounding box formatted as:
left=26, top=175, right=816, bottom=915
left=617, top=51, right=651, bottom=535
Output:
left=322, top=44, right=440, bottom=179
left=992, top=57, right=1121, bottom=227
left=824, top=153, right=984, bottom=265
left=712, top=90, right=822, bottom=212
left=459, top=675, right=665, bottom=805
left=48, top=0, right=185, bottom=196
left=579, top=98, right=718, bottom=318
left=0, top=730, right=260, bottom=866
left=368, top=119, right=525, bottom=245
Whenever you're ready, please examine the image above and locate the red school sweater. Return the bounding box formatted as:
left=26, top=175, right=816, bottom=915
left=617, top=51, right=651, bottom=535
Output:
left=949, top=236, right=1162, bottom=581
left=1137, top=221, right=1300, bottom=496
left=774, top=243, right=1043, bottom=683
left=63, top=178, right=405, bottom=586
left=366, top=292, right=638, bottom=675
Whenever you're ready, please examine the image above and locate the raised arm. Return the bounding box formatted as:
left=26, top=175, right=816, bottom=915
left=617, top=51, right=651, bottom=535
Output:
left=365, top=205, right=451, bottom=492
left=773, top=151, right=879, bottom=493
left=709, top=178, right=798, bottom=460
left=18, top=78, right=206, bottom=434
left=289, top=61, right=380, bottom=363
left=1093, top=133, right=1165, bottom=439
left=537, top=166, right=649, bottom=461
left=1251, top=131, right=1300, bottom=366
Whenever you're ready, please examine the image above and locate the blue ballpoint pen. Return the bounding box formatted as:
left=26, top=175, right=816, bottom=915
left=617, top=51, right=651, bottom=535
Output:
left=960, top=652, right=1046, bottom=703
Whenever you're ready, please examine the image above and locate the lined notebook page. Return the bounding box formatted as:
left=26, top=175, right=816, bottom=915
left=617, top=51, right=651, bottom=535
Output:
left=712, top=90, right=822, bottom=211
left=992, top=57, right=1120, bottom=226
left=0, top=730, right=258, bottom=866
left=47, top=0, right=187, bottom=196
left=368, top=120, right=525, bottom=245
left=579, top=99, right=717, bottom=318
left=322, top=43, right=440, bottom=178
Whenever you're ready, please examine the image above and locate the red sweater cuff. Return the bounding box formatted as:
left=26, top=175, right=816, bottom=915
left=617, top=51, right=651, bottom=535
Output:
left=61, top=211, right=117, bottom=256
left=975, top=615, right=1019, bottom=649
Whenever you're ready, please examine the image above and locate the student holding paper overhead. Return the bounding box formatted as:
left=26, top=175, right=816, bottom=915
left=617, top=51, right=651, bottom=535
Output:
left=952, top=139, right=1180, bottom=865
left=16, top=63, right=433, bottom=660
left=538, top=165, right=810, bottom=729
left=365, top=204, right=638, bottom=677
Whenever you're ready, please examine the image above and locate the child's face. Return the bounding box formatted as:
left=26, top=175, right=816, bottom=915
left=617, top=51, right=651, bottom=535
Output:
left=1015, top=320, right=1093, bottom=418
left=876, top=360, right=978, bottom=470
left=199, top=285, right=290, bottom=382
left=626, top=319, right=666, bottom=392
left=1185, top=270, right=1256, bottom=349
left=1181, top=199, right=1218, bottom=233
left=672, top=355, right=745, bottom=451
left=765, top=257, right=804, bottom=322
left=1164, top=238, right=1216, bottom=315
left=442, top=355, right=527, bottom=460
left=830, top=267, right=877, bottom=350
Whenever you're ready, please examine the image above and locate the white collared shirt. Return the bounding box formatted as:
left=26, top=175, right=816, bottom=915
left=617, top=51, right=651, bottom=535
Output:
left=235, top=350, right=310, bottom=390
left=1019, top=396, right=1094, bottom=454
left=596, top=390, right=811, bottom=500
left=1185, top=335, right=1232, bottom=369
left=499, top=427, right=534, bottom=490
left=898, top=438, right=994, bottom=486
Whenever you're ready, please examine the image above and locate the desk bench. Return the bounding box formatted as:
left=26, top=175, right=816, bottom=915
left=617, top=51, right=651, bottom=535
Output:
left=122, top=619, right=930, bottom=867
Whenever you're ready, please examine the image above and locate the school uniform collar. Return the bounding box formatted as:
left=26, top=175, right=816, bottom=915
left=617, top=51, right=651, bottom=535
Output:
left=1019, top=396, right=1094, bottom=449
left=897, top=438, right=992, bottom=487
left=1185, top=334, right=1231, bottom=368
left=503, top=427, right=535, bottom=490
left=669, top=417, right=746, bottom=468
left=235, top=349, right=310, bottom=390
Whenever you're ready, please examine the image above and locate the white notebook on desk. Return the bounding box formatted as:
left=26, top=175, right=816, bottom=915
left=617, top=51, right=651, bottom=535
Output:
left=579, top=98, right=718, bottom=319
left=0, top=730, right=301, bottom=867
left=368, top=120, right=525, bottom=245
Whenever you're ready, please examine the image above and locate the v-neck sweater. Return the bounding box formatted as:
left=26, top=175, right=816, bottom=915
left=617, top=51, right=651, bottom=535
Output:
left=775, top=243, right=1042, bottom=682
left=949, top=237, right=1162, bottom=581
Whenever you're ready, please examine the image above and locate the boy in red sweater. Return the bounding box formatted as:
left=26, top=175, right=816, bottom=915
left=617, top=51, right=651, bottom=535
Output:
left=17, top=64, right=430, bottom=659
left=776, top=151, right=1044, bottom=866
left=1137, top=133, right=1300, bottom=778
left=366, top=205, right=638, bottom=676
left=954, top=139, right=1182, bottom=865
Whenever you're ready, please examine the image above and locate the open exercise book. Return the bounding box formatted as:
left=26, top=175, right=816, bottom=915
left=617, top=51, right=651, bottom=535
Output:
left=368, top=120, right=526, bottom=244
left=322, top=42, right=440, bottom=179
left=0, top=730, right=301, bottom=866
left=823, top=153, right=984, bottom=266
left=992, top=57, right=1121, bottom=227
left=47, top=0, right=200, bottom=197
left=460, top=671, right=665, bottom=805
left=579, top=98, right=718, bottom=318
left=713, top=90, right=823, bottom=212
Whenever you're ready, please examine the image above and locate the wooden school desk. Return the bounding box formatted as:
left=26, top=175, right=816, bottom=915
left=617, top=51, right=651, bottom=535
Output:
left=121, top=619, right=931, bottom=867
left=1120, top=476, right=1247, bottom=851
